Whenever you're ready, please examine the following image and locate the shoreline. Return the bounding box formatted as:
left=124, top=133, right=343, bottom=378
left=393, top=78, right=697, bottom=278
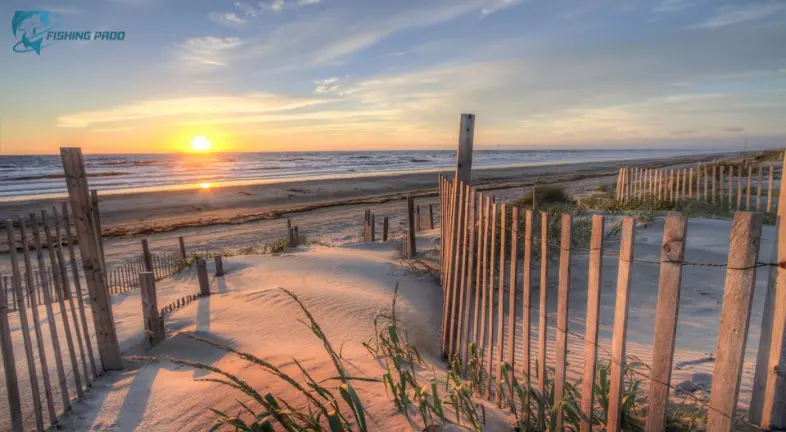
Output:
left=0, top=151, right=737, bottom=237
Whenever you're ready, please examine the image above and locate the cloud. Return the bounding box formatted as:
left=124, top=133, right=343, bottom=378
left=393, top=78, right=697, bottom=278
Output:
left=260, top=0, right=285, bottom=12
left=40, top=6, right=81, bottom=15
left=234, top=2, right=259, bottom=17
left=314, top=77, right=344, bottom=93
left=693, top=2, right=786, bottom=28
left=652, top=0, right=696, bottom=13
left=208, top=11, right=247, bottom=27
left=176, top=37, right=244, bottom=70
left=722, top=127, right=745, bottom=133
left=298, top=0, right=321, bottom=5
left=57, top=93, right=330, bottom=128
left=481, top=0, right=524, bottom=16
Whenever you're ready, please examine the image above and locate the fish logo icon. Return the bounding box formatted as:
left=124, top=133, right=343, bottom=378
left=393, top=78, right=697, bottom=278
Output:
left=12, top=10, right=59, bottom=55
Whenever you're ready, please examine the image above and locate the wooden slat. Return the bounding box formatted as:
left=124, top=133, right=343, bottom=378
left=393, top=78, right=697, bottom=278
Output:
left=607, top=217, right=636, bottom=432
left=729, top=168, right=734, bottom=209
left=537, top=211, right=548, bottom=431
left=767, top=166, right=774, bottom=213
left=19, top=217, right=59, bottom=424
left=42, top=210, right=86, bottom=400
left=61, top=202, right=99, bottom=378
left=689, top=168, right=694, bottom=199
left=494, top=203, right=507, bottom=406
left=757, top=166, right=763, bottom=211
left=705, top=165, right=709, bottom=201
left=713, top=165, right=717, bottom=203
left=746, top=165, right=753, bottom=210
left=52, top=206, right=90, bottom=385
left=580, top=215, right=604, bottom=432
left=472, top=193, right=485, bottom=349
left=720, top=166, right=725, bottom=206
left=750, top=159, right=786, bottom=429
left=486, top=202, right=498, bottom=400
left=737, top=166, right=743, bottom=209
left=140, top=272, right=165, bottom=346
left=708, top=212, right=763, bottom=431
left=553, top=213, right=572, bottom=430
left=520, top=210, right=533, bottom=423
left=478, top=196, right=491, bottom=365
left=506, top=205, right=519, bottom=408
left=6, top=220, right=45, bottom=431
left=441, top=178, right=461, bottom=357
left=448, top=185, right=468, bottom=359
left=0, top=269, right=23, bottom=431
left=458, top=188, right=476, bottom=365
left=645, top=216, right=688, bottom=432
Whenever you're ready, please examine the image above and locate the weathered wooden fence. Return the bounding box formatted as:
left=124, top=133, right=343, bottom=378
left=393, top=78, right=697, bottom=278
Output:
left=615, top=159, right=780, bottom=214
left=106, top=251, right=181, bottom=295
left=438, top=172, right=786, bottom=430
left=1, top=205, right=101, bottom=432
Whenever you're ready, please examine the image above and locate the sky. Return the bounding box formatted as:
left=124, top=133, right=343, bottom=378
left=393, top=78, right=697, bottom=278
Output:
left=1, top=0, right=785, bottom=154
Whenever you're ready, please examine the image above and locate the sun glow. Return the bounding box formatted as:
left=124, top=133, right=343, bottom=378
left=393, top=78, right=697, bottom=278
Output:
left=191, top=136, right=212, bottom=152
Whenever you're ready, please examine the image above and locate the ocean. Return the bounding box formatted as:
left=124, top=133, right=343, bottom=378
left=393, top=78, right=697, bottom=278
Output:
left=0, top=149, right=714, bottom=201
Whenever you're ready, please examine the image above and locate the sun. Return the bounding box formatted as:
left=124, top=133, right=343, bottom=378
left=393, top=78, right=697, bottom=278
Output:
left=191, top=136, right=212, bottom=152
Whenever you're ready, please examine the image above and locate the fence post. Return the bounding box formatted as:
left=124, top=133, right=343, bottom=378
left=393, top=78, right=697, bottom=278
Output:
left=580, top=215, right=604, bottom=432
left=364, top=209, right=370, bottom=242
left=750, top=162, right=786, bottom=429
left=370, top=214, right=376, bottom=241
left=288, top=227, right=296, bottom=248
left=719, top=166, right=725, bottom=206
left=383, top=216, right=389, bottom=241
left=429, top=204, right=435, bottom=229
left=139, top=272, right=164, bottom=346
left=707, top=212, right=764, bottom=431
left=214, top=254, right=225, bottom=277
left=520, top=209, right=533, bottom=423
left=645, top=216, right=688, bottom=432
left=737, top=166, right=743, bottom=209
left=554, top=213, right=572, bottom=430
left=767, top=166, right=775, bottom=213
left=60, top=148, right=123, bottom=370
left=456, top=113, right=475, bottom=184
left=607, top=217, right=636, bottom=432
left=178, top=236, right=187, bottom=259
left=712, top=165, right=717, bottom=203
left=142, top=239, right=153, bottom=272
left=484, top=200, right=497, bottom=398
left=494, top=202, right=507, bottom=406
left=407, top=195, right=416, bottom=257
left=197, top=259, right=210, bottom=296
left=505, top=205, right=519, bottom=400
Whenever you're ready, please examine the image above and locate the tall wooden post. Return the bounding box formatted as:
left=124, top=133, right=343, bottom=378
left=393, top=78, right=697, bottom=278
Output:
left=383, top=216, right=389, bottom=241
left=456, top=113, right=475, bottom=184
left=142, top=239, right=153, bottom=272
left=0, top=258, right=22, bottom=430
left=407, top=195, right=417, bottom=257
left=60, top=148, right=122, bottom=370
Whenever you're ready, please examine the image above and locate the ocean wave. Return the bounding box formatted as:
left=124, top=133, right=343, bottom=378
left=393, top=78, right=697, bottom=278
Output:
left=7, top=171, right=126, bottom=181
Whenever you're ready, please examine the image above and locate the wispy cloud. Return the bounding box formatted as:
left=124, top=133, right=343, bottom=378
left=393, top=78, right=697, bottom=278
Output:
left=481, top=0, right=524, bottom=16
left=208, top=11, right=247, bottom=27
left=261, top=0, right=285, bottom=12
left=40, top=5, right=81, bottom=15
left=176, top=37, right=244, bottom=70
left=57, top=93, right=330, bottom=128
left=652, top=0, right=696, bottom=13
left=693, top=2, right=786, bottom=28
left=314, top=77, right=345, bottom=93
left=234, top=2, right=259, bottom=17
left=298, top=0, right=321, bottom=5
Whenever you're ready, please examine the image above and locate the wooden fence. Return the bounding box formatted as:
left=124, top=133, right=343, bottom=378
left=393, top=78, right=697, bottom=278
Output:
left=615, top=160, right=780, bottom=214
left=1, top=205, right=101, bottom=432
left=106, top=251, right=181, bottom=295
left=438, top=173, right=786, bottom=431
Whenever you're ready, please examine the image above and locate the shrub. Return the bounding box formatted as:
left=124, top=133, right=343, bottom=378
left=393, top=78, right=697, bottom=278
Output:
left=514, top=186, right=574, bottom=208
